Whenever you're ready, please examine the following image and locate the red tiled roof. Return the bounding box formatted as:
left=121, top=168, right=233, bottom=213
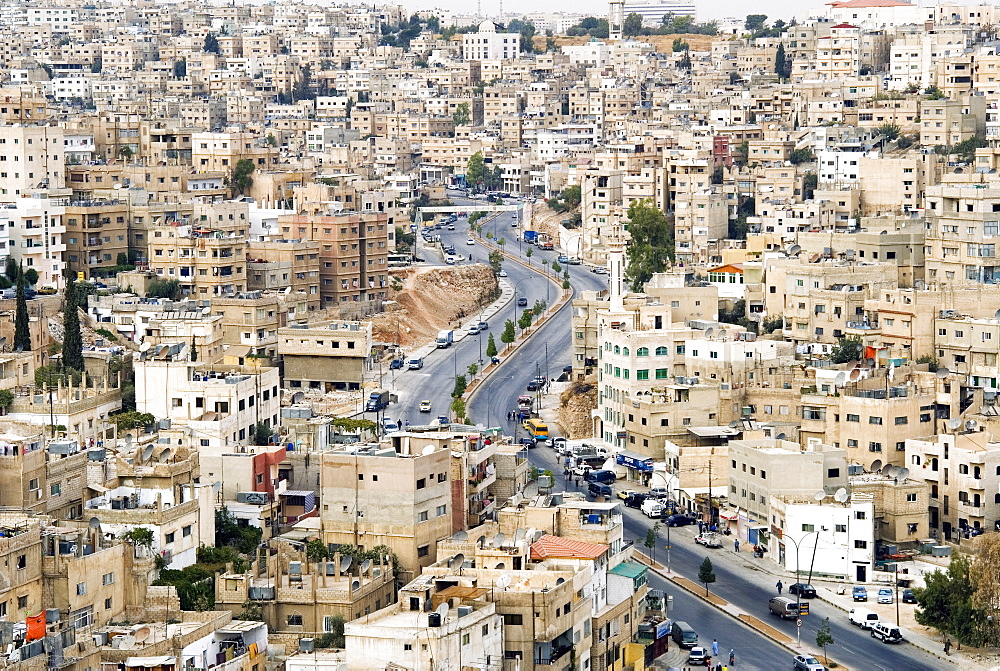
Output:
left=831, top=23, right=859, bottom=28
left=530, top=534, right=609, bottom=561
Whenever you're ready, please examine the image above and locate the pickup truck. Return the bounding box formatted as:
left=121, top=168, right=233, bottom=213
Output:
left=694, top=533, right=723, bottom=548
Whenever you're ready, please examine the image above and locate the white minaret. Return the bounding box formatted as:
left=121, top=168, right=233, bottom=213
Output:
left=608, top=0, right=624, bottom=41
left=608, top=237, right=626, bottom=313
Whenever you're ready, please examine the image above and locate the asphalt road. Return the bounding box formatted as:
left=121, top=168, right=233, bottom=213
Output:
left=524, top=446, right=948, bottom=671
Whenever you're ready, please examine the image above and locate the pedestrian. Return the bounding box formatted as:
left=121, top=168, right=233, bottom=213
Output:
left=944, top=637, right=951, bottom=655
left=734, top=539, right=740, bottom=552
left=729, top=649, right=734, bottom=666
left=776, top=580, right=783, bottom=594
left=574, top=476, right=580, bottom=487
left=711, top=639, right=718, bottom=656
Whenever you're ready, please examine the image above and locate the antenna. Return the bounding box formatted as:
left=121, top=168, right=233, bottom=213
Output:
left=132, top=627, right=151, bottom=643
left=421, top=445, right=435, bottom=455
left=786, top=244, right=801, bottom=256
left=423, top=597, right=433, bottom=612
left=834, top=372, right=846, bottom=387
left=513, top=527, right=526, bottom=544
left=476, top=534, right=486, bottom=548
left=88, top=516, right=101, bottom=529
left=871, top=459, right=883, bottom=473
left=157, top=447, right=172, bottom=463
left=360, top=559, right=371, bottom=575
left=448, top=553, right=465, bottom=573
left=435, top=602, right=450, bottom=619
left=966, top=419, right=978, bottom=432
left=139, top=341, right=151, bottom=352
left=896, top=467, right=910, bottom=481
left=718, top=328, right=727, bottom=341
left=452, top=530, right=468, bottom=542
left=141, top=445, right=154, bottom=462
left=704, top=326, right=714, bottom=339
left=849, top=368, right=861, bottom=381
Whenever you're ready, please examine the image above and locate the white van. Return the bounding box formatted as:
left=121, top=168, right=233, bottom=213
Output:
left=849, top=607, right=879, bottom=629
left=641, top=498, right=665, bottom=518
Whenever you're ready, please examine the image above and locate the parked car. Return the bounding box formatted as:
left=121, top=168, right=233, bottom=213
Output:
left=849, top=607, right=879, bottom=629
left=477, top=321, right=489, bottom=331
left=517, top=297, right=528, bottom=306
left=902, top=588, right=916, bottom=604
left=670, top=621, right=698, bottom=649
left=871, top=621, right=904, bottom=644
left=418, top=400, right=432, bottom=413
left=498, top=270, right=508, bottom=277
left=877, top=588, right=894, bottom=604
left=436, top=415, right=449, bottom=425
left=584, top=469, right=616, bottom=484
left=640, top=498, right=665, bottom=519
left=468, top=324, right=480, bottom=335
left=648, top=487, right=670, bottom=498
left=617, top=489, right=640, bottom=500
left=686, top=647, right=710, bottom=666
left=694, top=533, right=723, bottom=548
left=408, top=358, right=424, bottom=370
left=792, top=655, right=826, bottom=671
left=623, top=493, right=649, bottom=508
left=665, top=514, right=696, bottom=527
left=551, top=437, right=566, bottom=451
left=388, top=358, right=404, bottom=370
left=526, top=380, right=542, bottom=391
left=789, top=583, right=817, bottom=598
left=852, top=586, right=868, bottom=602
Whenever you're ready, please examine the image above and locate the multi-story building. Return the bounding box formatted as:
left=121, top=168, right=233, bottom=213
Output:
left=0, top=124, right=65, bottom=198
left=147, top=223, right=248, bottom=297
left=63, top=198, right=129, bottom=275
left=462, top=21, right=520, bottom=61
left=211, top=292, right=289, bottom=359
left=245, top=238, right=322, bottom=315
left=277, top=320, right=372, bottom=391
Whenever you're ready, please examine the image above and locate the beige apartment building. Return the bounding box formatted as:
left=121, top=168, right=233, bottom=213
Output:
left=278, top=320, right=372, bottom=390
left=211, top=292, right=289, bottom=359
left=276, top=212, right=390, bottom=306
left=319, top=439, right=453, bottom=583
left=245, top=239, right=321, bottom=314
left=191, top=130, right=280, bottom=175
left=851, top=472, right=930, bottom=544
left=63, top=198, right=129, bottom=275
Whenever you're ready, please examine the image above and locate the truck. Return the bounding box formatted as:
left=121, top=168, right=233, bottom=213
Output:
left=516, top=395, right=533, bottom=419
left=523, top=230, right=539, bottom=244
left=436, top=330, right=454, bottom=348
left=365, top=389, right=390, bottom=412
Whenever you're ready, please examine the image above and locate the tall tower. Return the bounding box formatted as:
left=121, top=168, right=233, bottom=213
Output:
left=608, top=0, right=624, bottom=41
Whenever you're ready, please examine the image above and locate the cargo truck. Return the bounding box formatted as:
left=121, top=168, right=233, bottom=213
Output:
left=365, top=389, right=390, bottom=412
left=436, top=330, right=454, bottom=348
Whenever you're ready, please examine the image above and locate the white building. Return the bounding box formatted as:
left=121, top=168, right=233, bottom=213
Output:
left=7, top=196, right=67, bottom=289
left=824, top=0, right=926, bottom=29
left=0, top=125, right=66, bottom=198
left=462, top=21, right=520, bottom=61
left=772, top=493, right=876, bottom=583
left=622, top=0, right=695, bottom=24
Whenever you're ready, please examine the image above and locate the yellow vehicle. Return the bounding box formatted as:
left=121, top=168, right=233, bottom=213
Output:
left=523, top=419, right=549, bottom=440
left=419, top=400, right=432, bottom=413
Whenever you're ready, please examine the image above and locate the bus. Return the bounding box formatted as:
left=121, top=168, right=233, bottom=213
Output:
left=387, top=254, right=411, bottom=268
left=523, top=419, right=549, bottom=442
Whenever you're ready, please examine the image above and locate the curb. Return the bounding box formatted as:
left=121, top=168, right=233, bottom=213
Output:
left=632, top=550, right=851, bottom=670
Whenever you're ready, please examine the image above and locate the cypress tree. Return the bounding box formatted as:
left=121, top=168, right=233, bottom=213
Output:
left=62, top=280, right=84, bottom=371
left=13, top=266, right=30, bottom=352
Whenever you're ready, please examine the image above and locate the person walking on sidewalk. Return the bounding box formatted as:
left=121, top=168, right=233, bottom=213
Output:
left=944, top=637, right=952, bottom=656
left=776, top=580, right=783, bottom=594
left=729, top=649, right=735, bottom=666
left=734, top=539, right=740, bottom=552
left=711, top=639, right=718, bottom=656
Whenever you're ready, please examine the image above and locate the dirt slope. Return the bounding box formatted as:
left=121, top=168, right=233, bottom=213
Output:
left=559, top=378, right=598, bottom=438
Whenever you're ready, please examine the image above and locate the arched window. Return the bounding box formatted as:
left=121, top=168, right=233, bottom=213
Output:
left=622, top=347, right=629, bottom=356
left=636, top=347, right=649, bottom=356
left=655, top=346, right=668, bottom=356
left=614, top=346, right=620, bottom=354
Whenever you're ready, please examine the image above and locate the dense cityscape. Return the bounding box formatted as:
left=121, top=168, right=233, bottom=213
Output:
left=0, top=0, right=998, bottom=669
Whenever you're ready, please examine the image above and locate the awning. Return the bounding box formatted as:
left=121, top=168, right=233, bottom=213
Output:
left=125, top=657, right=176, bottom=668
left=719, top=511, right=739, bottom=521
left=687, top=426, right=740, bottom=438
left=88, top=484, right=109, bottom=493
left=225, top=345, right=252, bottom=358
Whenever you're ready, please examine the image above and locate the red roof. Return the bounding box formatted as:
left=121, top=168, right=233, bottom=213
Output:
left=530, top=534, right=609, bottom=561
left=828, top=0, right=911, bottom=7
left=832, top=23, right=859, bottom=28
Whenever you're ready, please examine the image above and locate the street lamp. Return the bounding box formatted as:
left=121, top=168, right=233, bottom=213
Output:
left=784, top=529, right=824, bottom=647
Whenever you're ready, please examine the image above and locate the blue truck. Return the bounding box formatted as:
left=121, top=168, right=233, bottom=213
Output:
left=365, top=389, right=390, bottom=412
left=523, top=230, right=539, bottom=244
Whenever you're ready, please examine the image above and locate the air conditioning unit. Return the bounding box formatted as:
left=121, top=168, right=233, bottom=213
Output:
left=236, top=491, right=269, bottom=505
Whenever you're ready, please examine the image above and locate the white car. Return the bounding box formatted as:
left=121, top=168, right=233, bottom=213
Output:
left=498, top=270, right=508, bottom=277
left=877, top=588, right=894, bottom=604
left=466, top=238, right=475, bottom=245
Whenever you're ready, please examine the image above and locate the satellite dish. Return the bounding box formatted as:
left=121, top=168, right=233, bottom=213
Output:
left=139, top=341, right=151, bottom=352
left=966, top=420, right=978, bottom=431
left=421, top=445, right=436, bottom=455
left=786, top=244, right=801, bottom=256
left=897, top=467, right=910, bottom=481
left=496, top=574, right=511, bottom=590
left=814, top=491, right=827, bottom=501
left=775, top=432, right=787, bottom=440
left=492, top=532, right=506, bottom=548
left=834, top=372, right=846, bottom=387
left=124, top=433, right=133, bottom=446
left=885, top=465, right=900, bottom=478
left=704, top=327, right=714, bottom=339
left=141, top=445, right=154, bottom=462
left=865, top=358, right=875, bottom=368
left=526, top=527, right=538, bottom=542
left=423, top=597, right=433, bottom=612
left=88, top=516, right=102, bottom=529
left=351, top=579, right=360, bottom=591
left=718, top=329, right=727, bottom=340
left=283, top=286, right=292, bottom=295
left=835, top=488, right=849, bottom=503
left=513, top=528, right=526, bottom=544
left=448, top=553, right=465, bottom=572
left=947, top=418, right=962, bottom=431
left=453, top=530, right=468, bottom=542
left=476, top=534, right=486, bottom=548
left=119, top=635, right=136, bottom=650
left=340, top=554, right=353, bottom=573
left=846, top=360, right=858, bottom=371
left=556, top=577, right=565, bottom=585
left=435, top=602, right=450, bottom=618
left=360, top=559, right=371, bottom=575
left=0, top=337, right=6, bottom=347
left=871, top=459, right=883, bottom=472
left=849, top=368, right=861, bottom=381
left=201, top=307, right=211, bottom=316
left=291, top=391, right=305, bottom=404
left=495, top=562, right=505, bottom=569
left=132, top=627, right=151, bottom=643
left=995, top=308, right=1000, bottom=319
left=936, top=367, right=950, bottom=378
left=157, top=447, right=172, bottom=463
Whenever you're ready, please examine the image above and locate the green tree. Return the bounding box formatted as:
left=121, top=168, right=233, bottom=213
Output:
left=816, top=617, right=834, bottom=665
left=517, top=309, right=533, bottom=331
left=924, top=85, right=945, bottom=100
left=215, top=507, right=263, bottom=555
left=305, top=539, right=329, bottom=562
left=452, top=102, right=471, bottom=127
left=121, top=527, right=154, bottom=550
left=62, top=280, right=84, bottom=371
left=501, top=319, right=516, bottom=346
left=466, top=151, right=487, bottom=190
left=698, top=556, right=717, bottom=595
left=624, top=199, right=674, bottom=291
left=745, top=14, right=767, bottom=33
left=450, top=397, right=467, bottom=422
left=173, top=58, right=187, bottom=78
left=672, top=37, right=689, bottom=52
left=733, top=140, right=750, bottom=167
left=13, top=268, right=30, bottom=352
left=789, top=148, right=815, bottom=165
left=525, top=248, right=533, bottom=263
left=147, top=278, right=180, bottom=299
left=488, top=249, right=504, bottom=274
left=623, top=13, right=643, bottom=36
left=916, top=354, right=939, bottom=372
left=644, top=522, right=661, bottom=564
left=452, top=374, right=467, bottom=398
left=109, top=410, right=155, bottom=431
left=877, top=122, right=901, bottom=141
left=5, top=257, right=17, bottom=282
left=232, top=158, right=255, bottom=196
left=251, top=421, right=273, bottom=446
left=467, top=363, right=478, bottom=378
left=915, top=553, right=982, bottom=645
left=775, top=43, right=791, bottom=80
left=803, top=172, right=818, bottom=200
left=0, top=389, right=13, bottom=413
left=204, top=32, right=220, bottom=54
left=486, top=333, right=497, bottom=358
left=830, top=335, right=863, bottom=364
left=532, top=299, right=546, bottom=316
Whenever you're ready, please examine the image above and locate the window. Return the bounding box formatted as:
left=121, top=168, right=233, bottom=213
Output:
left=418, top=511, right=429, bottom=522
left=502, top=613, right=523, bottom=625
left=846, top=414, right=859, bottom=422
left=165, top=532, right=175, bottom=544
left=869, top=442, right=882, bottom=452
left=417, top=545, right=429, bottom=558
left=16, top=554, right=25, bottom=569
left=854, top=540, right=868, bottom=549
left=286, top=615, right=303, bottom=626
left=869, top=416, right=883, bottom=425
left=828, top=468, right=840, bottom=478
left=636, top=369, right=649, bottom=380
left=835, top=524, right=847, bottom=533
left=18, top=596, right=27, bottom=609
left=102, top=572, right=114, bottom=585
left=855, top=511, right=866, bottom=520
left=182, top=525, right=192, bottom=537
left=657, top=346, right=668, bottom=355
left=105, top=598, right=112, bottom=610
left=636, top=347, right=648, bottom=356
left=802, top=524, right=815, bottom=532
left=416, top=478, right=426, bottom=489
left=894, top=416, right=908, bottom=425
left=906, top=493, right=917, bottom=502
left=436, top=505, right=447, bottom=516
left=76, top=582, right=86, bottom=595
